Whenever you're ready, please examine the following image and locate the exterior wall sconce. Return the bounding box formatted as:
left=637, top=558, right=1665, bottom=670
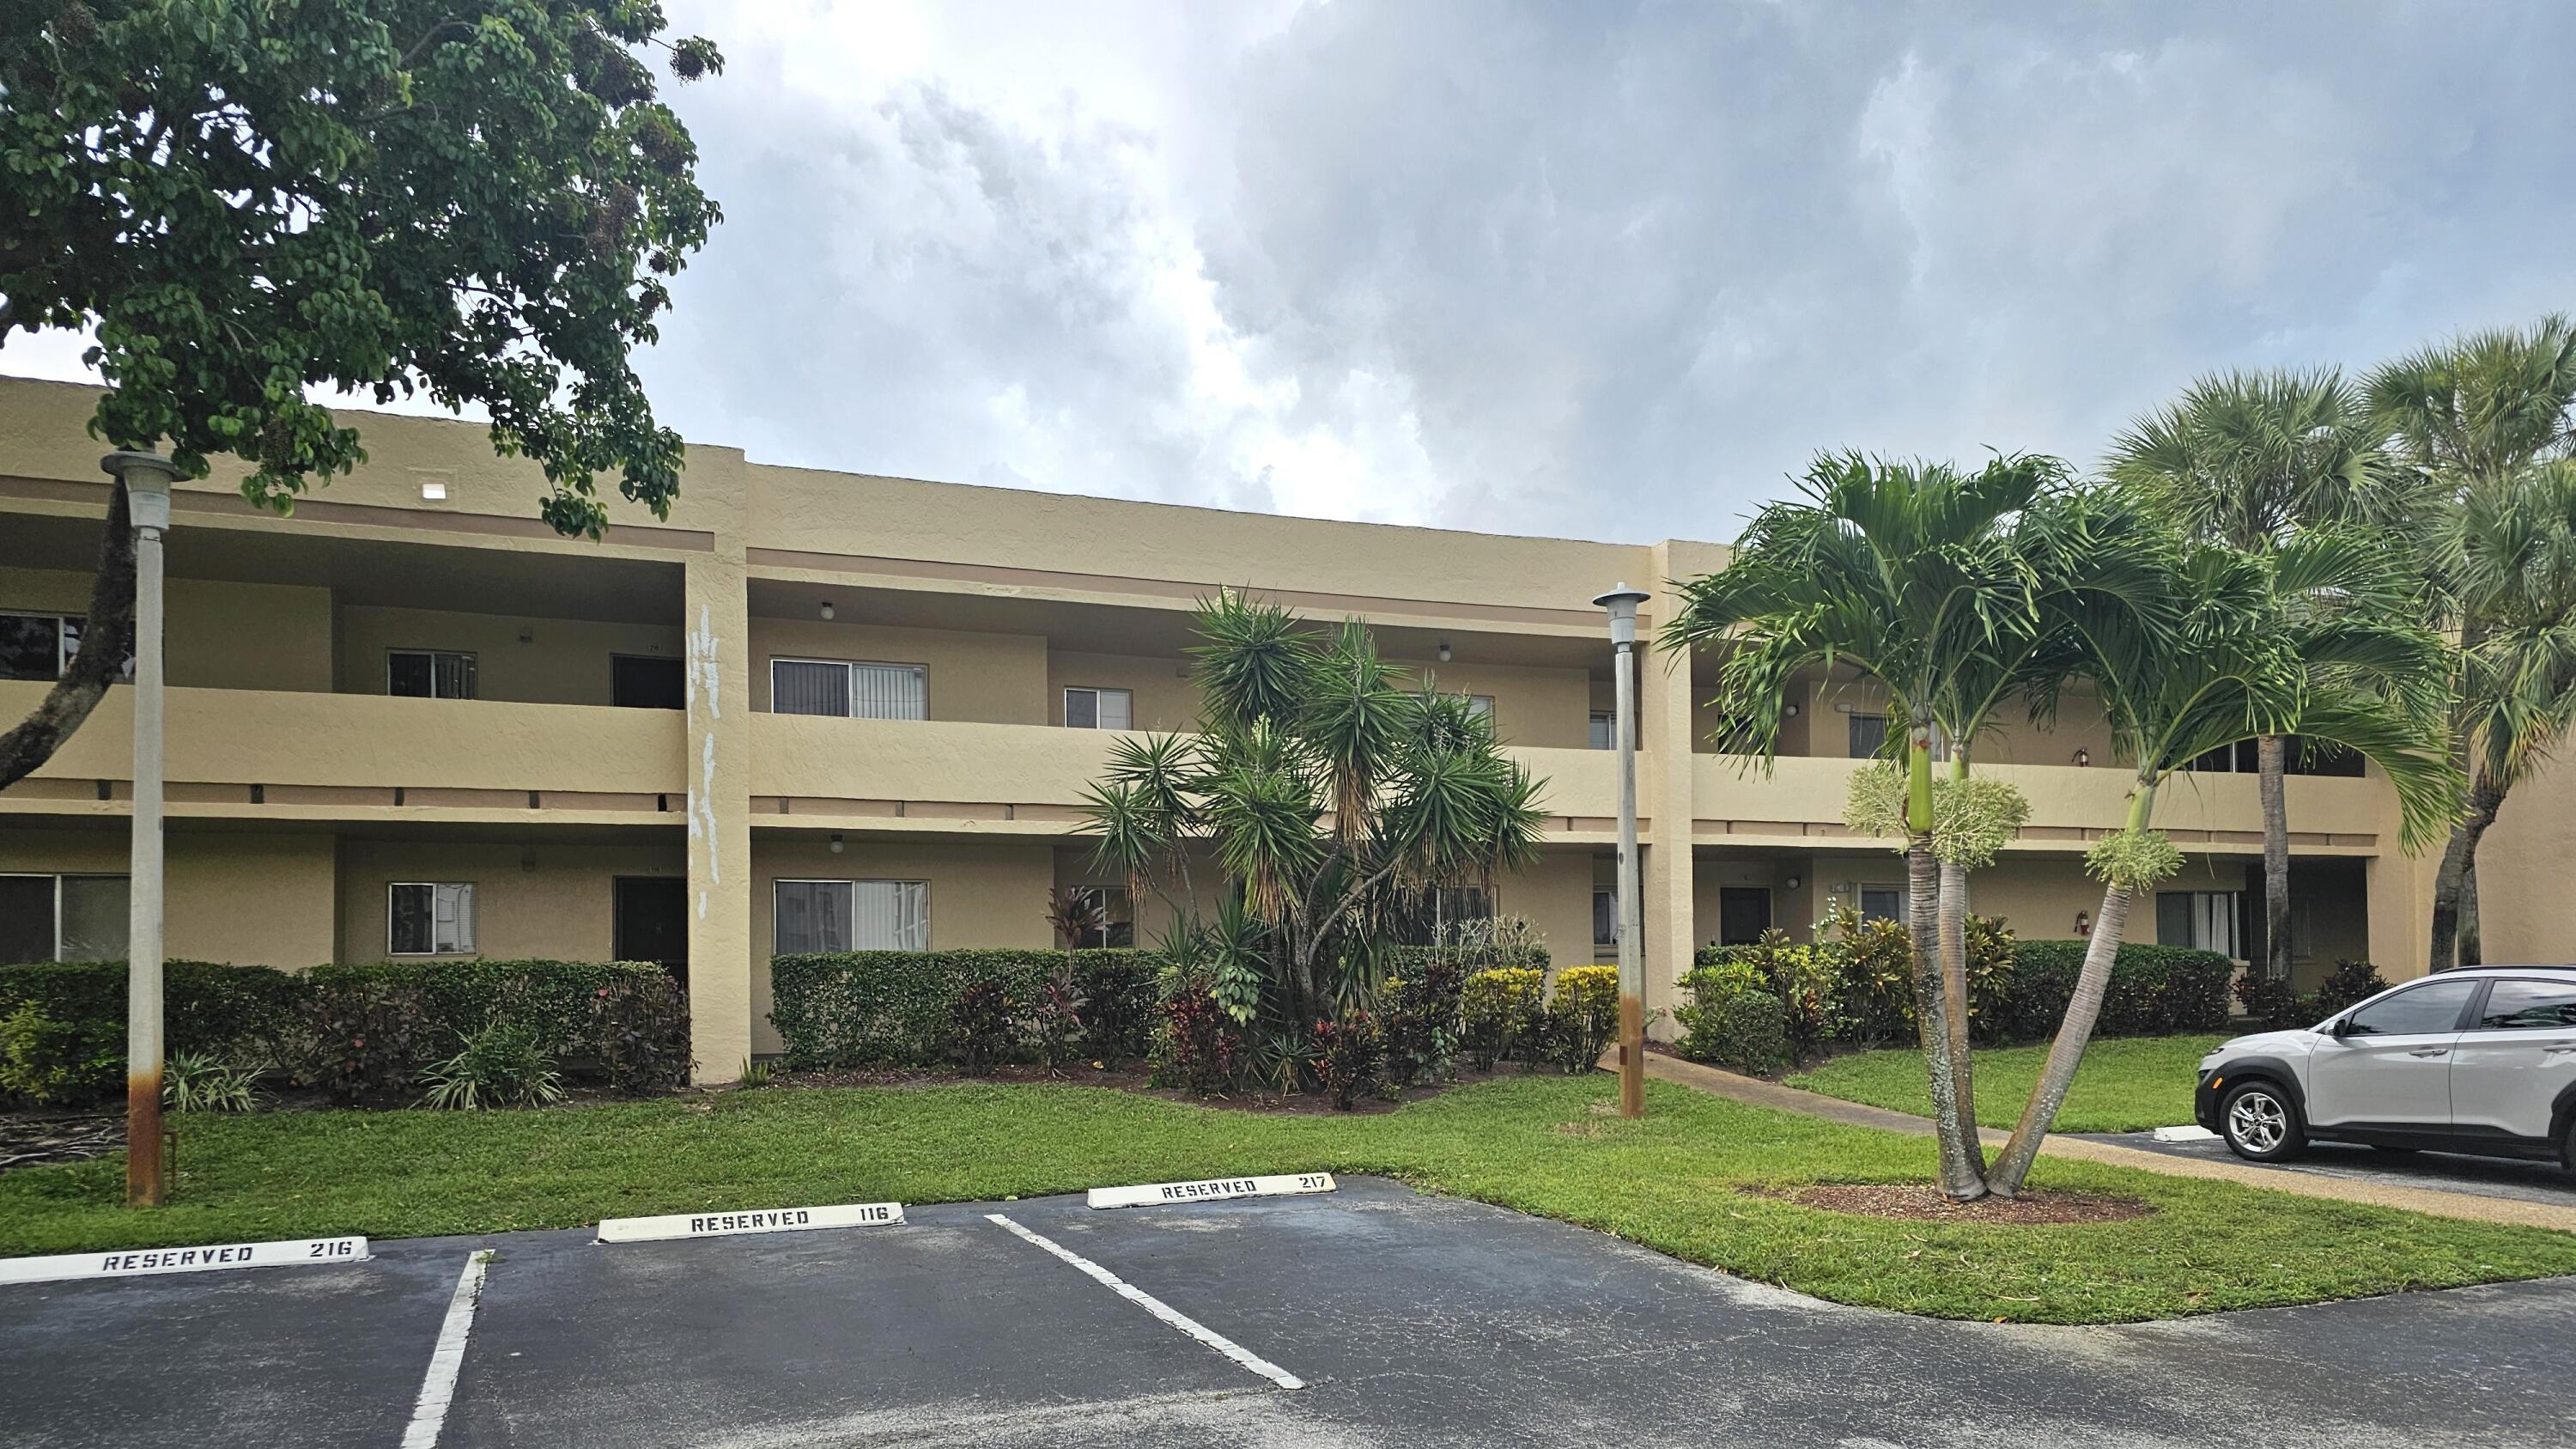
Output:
left=820, top=600, right=836, bottom=621
left=1783, top=702, right=1801, bottom=717
left=1783, top=875, right=1802, bottom=891
left=2075, top=910, right=2093, bottom=937
left=829, top=832, right=846, bottom=855
left=1437, top=641, right=1452, bottom=662
left=2072, top=747, right=2090, bottom=767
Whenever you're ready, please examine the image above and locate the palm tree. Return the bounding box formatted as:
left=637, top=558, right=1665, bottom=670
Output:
left=2367, top=316, right=2576, bottom=969
left=1082, top=590, right=1549, bottom=1032
left=1665, top=452, right=2068, bottom=1201
left=1985, top=529, right=2456, bottom=1196
left=2105, top=368, right=2390, bottom=985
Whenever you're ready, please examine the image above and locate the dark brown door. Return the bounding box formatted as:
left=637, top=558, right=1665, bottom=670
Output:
left=614, top=877, right=690, bottom=987
left=611, top=655, right=685, bottom=709
left=1718, top=887, right=1773, bottom=947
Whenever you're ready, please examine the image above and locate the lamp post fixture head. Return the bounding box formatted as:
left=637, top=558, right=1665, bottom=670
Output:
left=1592, top=582, right=1650, bottom=648
left=100, top=451, right=182, bottom=533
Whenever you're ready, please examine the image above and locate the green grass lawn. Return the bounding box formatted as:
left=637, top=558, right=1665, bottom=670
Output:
left=5, top=1075, right=2571, bottom=1324
left=1787, top=1034, right=2225, bottom=1134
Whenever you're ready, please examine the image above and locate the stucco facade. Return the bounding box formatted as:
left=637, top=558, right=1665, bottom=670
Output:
left=0, top=376, right=2555, bottom=1075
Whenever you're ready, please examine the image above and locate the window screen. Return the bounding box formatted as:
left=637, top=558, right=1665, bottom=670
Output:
left=1859, top=886, right=1904, bottom=923
left=1847, top=713, right=1890, bottom=758
left=771, top=661, right=851, bottom=717
left=56, top=876, right=129, bottom=961
left=390, top=883, right=476, bottom=954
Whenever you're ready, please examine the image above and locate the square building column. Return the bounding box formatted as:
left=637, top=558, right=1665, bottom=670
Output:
left=684, top=551, right=753, bottom=1080
left=1638, top=545, right=1709, bottom=1038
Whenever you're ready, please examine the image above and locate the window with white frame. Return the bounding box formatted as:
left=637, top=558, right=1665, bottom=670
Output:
left=771, top=659, right=927, bottom=720
left=1589, top=711, right=1615, bottom=751
left=0, top=612, right=127, bottom=684
left=2156, top=890, right=2245, bottom=959
left=389, top=882, right=477, bottom=955
left=0, top=874, right=130, bottom=964
left=1592, top=887, right=1618, bottom=947
left=774, top=879, right=928, bottom=953
left=1059, top=885, right=1134, bottom=947
left=388, top=649, right=477, bottom=699
left=1063, top=686, right=1133, bottom=730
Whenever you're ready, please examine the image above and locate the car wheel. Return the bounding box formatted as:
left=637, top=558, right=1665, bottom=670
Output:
left=2220, top=1081, right=2306, bottom=1163
left=2561, top=1118, right=2576, bottom=1176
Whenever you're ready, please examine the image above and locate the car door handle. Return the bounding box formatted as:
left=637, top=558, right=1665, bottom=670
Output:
left=2409, top=1047, right=2449, bottom=1057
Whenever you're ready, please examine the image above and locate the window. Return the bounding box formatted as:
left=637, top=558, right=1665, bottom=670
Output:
left=389, top=649, right=477, bottom=699
left=0, top=612, right=124, bottom=683
left=611, top=655, right=685, bottom=709
left=771, top=660, right=927, bottom=720
left=1063, top=687, right=1133, bottom=731
left=2343, top=977, right=2476, bottom=1036
left=1847, top=712, right=1889, bottom=758
left=1589, top=711, right=1615, bottom=751
left=1593, top=888, right=1618, bottom=947
left=1858, top=886, right=1905, bottom=923
left=773, top=880, right=927, bottom=953
left=0, top=874, right=129, bottom=964
left=389, top=882, right=477, bottom=955
left=2475, top=979, right=2576, bottom=1031
left=1059, top=885, right=1134, bottom=947
left=2155, top=890, right=2244, bottom=959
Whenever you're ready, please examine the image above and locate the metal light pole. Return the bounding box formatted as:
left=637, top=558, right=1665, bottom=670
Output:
left=1594, top=583, right=1651, bottom=1119
left=104, top=450, right=180, bottom=1208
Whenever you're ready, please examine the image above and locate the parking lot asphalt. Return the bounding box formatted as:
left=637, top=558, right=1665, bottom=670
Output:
left=5, top=1176, right=2573, bottom=1448
left=2091, top=1131, right=2576, bottom=1208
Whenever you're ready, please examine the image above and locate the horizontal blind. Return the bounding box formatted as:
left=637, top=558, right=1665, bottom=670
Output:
left=1097, top=689, right=1132, bottom=730
left=850, top=664, right=927, bottom=720
left=854, top=881, right=928, bottom=950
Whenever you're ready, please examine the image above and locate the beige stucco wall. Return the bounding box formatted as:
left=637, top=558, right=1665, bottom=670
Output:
left=336, top=605, right=682, bottom=705
left=1391, top=658, right=1593, bottom=749
left=749, top=618, right=1048, bottom=725
left=335, top=837, right=683, bottom=964
left=0, top=827, right=336, bottom=966
left=749, top=837, right=1055, bottom=1053
left=2466, top=754, right=2576, bottom=968
left=2, top=569, right=333, bottom=693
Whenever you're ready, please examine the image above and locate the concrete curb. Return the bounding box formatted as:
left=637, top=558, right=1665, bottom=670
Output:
left=1635, top=1050, right=2576, bottom=1234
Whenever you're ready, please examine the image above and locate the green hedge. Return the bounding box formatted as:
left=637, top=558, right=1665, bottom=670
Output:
left=1384, top=944, right=1551, bottom=977
left=769, top=949, right=1163, bottom=1068
left=1690, top=935, right=2235, bottom=1044
left=308, top=959, right=670, bottom=1056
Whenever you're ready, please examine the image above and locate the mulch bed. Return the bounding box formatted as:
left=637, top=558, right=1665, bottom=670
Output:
left=0, top=1113, right=124, bottom=1173
left=1746, top=1182, right=2155, bottom=1224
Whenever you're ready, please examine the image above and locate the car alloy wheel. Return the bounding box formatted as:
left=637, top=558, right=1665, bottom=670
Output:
left=2221, top=1082, right=2301, bottom=1161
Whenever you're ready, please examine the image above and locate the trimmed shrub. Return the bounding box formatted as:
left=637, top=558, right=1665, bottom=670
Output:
left=1998, top=940, right=2235, bottom=1038
left=2312, top=959, right=2389, bottom=1018
left=1031, top=965, right=1084, bottom=1071
left=1073, top=952, right=1157, bottom=1068
left=1461, top=965, right=1545, bottom=1071
left=1675, top=962, right=1790, bottom=1075
left=310, top=959, right=670, bottom=1056
left=1155, top=974, right=1242, bottom=1095
left=1546, top=965, right=1620, bottom=1074
left=1311, top=1009, right=1382, bottom=1109
left=586, top=972, right=694, bottom=1093
left=0, top=961, right=308, bottom=1103
left=2235, top=971, right=2309, bottom=1032
left=298, top=978, right=440, bottom=1105
left=769, top=949, right=1162, bottom=1068
left=1380, top=957, right=1467, bottom=1086
left=1819, top=907, right=1919, bottom=1044
left=948, top=977, right=1019, bottom=1075
left=0, top=1002, right=100, bottom=1105
left=1692, top=930, right=1837, bottom=1065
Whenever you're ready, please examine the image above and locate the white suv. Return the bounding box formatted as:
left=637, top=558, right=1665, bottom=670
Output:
left=2196, top=965, right=2576, bottom=1170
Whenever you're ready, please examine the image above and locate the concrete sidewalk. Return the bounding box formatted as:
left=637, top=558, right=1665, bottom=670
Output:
left=1636, top=1050, right=2576, bottom=1233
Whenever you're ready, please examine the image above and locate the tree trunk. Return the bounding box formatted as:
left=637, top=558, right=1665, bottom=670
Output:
left=0, top=484, right=136, bottom=790
left=1909, top=837, right=1985, bottom=1199
left=1937, top=856, right=1979, bottom=1160
left=2257, top=735, right=2291, bottom=983
left=2427, top=773, right=2505, bottom=972
left=2458, top=864, right=2482, bottom=967
left=1988, top=880, right=2133, bottom=1196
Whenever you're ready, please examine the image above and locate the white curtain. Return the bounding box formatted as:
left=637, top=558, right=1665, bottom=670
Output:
left=849, top=664, right=927, bottom=720
left=854, top=880, right=928, bottom=950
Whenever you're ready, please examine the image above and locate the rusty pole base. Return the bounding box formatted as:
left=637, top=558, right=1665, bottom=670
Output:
left=126, top=1071, right=164, bottom=1208
left=1617, top=994, right=1645, bottom=1118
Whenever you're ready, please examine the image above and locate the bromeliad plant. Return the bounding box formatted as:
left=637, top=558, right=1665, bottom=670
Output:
left=1082, top=590, right=1549, bottom=1049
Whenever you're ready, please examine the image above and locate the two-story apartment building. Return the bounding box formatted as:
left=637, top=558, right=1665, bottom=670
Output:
left=2, top=376, right=2564, bottom=1076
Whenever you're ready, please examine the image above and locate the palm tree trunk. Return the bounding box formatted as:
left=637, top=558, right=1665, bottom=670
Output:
left=1988, top=881, right=2134, bottom=1196
left=1907, top=837, right=1984, bottom=1198
left=2459, top=864, right=2482, bottom=967
left=2257, top=735, right=2291, bottom=983
left=1937, top=856, right=1979, bottom=1155
left=2428, top=772, right=2505, bottom=972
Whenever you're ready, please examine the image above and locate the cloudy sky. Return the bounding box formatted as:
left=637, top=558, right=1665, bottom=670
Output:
left=16, top=2, right=2576, bottom=544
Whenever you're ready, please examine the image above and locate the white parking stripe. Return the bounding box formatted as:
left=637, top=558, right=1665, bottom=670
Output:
left=401, top=1251, right=494, bottom=1449
left=984, top=1214, right=1305, bottom=1391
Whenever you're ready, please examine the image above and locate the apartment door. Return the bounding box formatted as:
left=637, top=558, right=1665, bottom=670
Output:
left=613, top=877, right=690, bottom=988
left=1717, top=887, right=1772, bottom=947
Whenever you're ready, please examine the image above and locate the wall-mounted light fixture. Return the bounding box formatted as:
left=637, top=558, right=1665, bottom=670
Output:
left=2072, top=747, right=2091, bottom=768
left=828, top=831, right=846, bottom=855
left=1437, top=641, right=1452, bottom=663
left=1834, top=702, right=1853, bottom=714
left=517, top=624, right=534, bottom=644
left=820, top=600, right=836, bottom=621
left=1783, top=874, right=1802, bottom=891
left=2075, top=909, right=2093, bottom=937
left=1783, top=703, right=1801, bottom=717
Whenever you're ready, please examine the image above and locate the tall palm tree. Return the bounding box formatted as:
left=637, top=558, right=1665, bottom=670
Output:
left=1986, top=529, right=2456, bottom=1196
left=2105, top=368, right=2390, bottom=984
left=2368, top=315, right=2576, bottom=969
left=1083, top=590, right=1548, bottom=1030
left=1666, top=452, right=2067, bottom=1201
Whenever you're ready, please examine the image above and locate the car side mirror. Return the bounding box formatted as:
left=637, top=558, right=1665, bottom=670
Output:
left=2324, top=1015, right=2351, bottom=1038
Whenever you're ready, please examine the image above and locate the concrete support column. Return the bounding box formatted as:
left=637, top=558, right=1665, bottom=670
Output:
left=1639, top=545, right=1705, bottom=1037
left=684, top=551, right=753, bottom=1080
left=2366, top=849, right=2438, bottom=983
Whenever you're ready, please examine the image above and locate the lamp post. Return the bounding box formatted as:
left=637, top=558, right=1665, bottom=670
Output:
left=1593, top=582, right=1651, bottom=1119
left=103, top=449, right=180, bottom=1208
